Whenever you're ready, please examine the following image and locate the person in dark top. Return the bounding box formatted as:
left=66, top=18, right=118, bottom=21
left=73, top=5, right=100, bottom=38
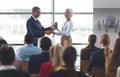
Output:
left=26, top=6, right=52, bottom=46
left=49, top=46, right=78, bottom=77
left=28, top=36, right=52, bottom=74
left=0, top=45, right=30, bottom=77
left=81, top=34, right=100, bottom=60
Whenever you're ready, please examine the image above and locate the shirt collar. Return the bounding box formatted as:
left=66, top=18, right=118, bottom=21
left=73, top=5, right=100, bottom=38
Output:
left=32, top=15, right=38, bottom=21
left=0, top=65, right=16, bottom=71
left=25, top=44, right=33, bottom=46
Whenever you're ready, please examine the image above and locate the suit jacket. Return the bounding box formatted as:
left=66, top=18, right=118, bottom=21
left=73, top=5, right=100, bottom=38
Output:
left=27, top=16, right=50, bottom=38
left=88, top=49, right=105, bottom=72
left=0, top=69, right=30, bottom=77
left=28, top=52, right=50, bottom=74
left=81, top=46, right=100, bottom=60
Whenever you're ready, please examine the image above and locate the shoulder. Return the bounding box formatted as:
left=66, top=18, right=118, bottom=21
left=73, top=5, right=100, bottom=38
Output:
left=29, top=54, right=41, bottom=60
left=16, top=46, right=26, bottom=53
left=17, top=71, right=30, bottom=77
left=81, top=48, right=87, bottom=51
left=32, top=46, right=40, bottom=50
left=41, top=62, right=52, bottom=69
left=27, top=16, right=35, bottom=23
left=91, top=49, right=104, bottom=57
left=69, top=20, right=73, bottom=25
left=49, top=70, right=68, bottom=77
left=0, top=70, right=30, bottom=77
left=94, top=46, right=101, bottom=50
left=81, top=48, right=88, bottom=53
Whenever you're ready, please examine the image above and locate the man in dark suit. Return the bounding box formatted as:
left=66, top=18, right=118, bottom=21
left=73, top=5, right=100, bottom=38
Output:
left=26, top=6, right=52, bottom=46
left=28, top=37, right=52, bottom=74
left=0, top=45, right=30, bottom=77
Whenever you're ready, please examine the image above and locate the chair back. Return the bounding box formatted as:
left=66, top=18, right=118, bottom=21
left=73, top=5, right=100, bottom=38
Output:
left=80, top=60, right=90, bottom=74
left=92, top=67, right=105, bottom=77
left=22, top=61, right=28, bottom=72
left=31, top=74, right=39, bottom=77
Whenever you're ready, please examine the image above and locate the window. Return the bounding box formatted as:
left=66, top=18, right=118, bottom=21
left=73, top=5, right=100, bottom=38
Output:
left=0, top=0, right=93, bottom=71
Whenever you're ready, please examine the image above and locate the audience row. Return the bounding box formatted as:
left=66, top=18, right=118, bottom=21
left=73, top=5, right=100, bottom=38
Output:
left=81, top=33, right=120, bottom=77
left=0, top=33, right=80, bottom=77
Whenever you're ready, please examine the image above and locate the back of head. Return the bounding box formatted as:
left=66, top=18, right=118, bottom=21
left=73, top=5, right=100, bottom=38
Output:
left=100, top=33, right=110, bottom=46
left=0, top=45, right=15, bottom=65
left=25, top=33, right=34, bottom=44
left=0, top=39, right=8, bottom=47
left=100, top=33, right=111, bottom=57
left=87, top=34, right=97, bottom=48
left=50, top=44, right=64, bottom=71
left=63, top=46, right=77, bottom=69
left=63, top=46, right=77, bottom=77
left=40, top=37, right=52, bottom=51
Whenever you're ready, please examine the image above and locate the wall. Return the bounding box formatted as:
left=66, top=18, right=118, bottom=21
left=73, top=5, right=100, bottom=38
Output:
left=93, top=0, right=120, bottom=48
left=94, top=0, right=120, bottom=8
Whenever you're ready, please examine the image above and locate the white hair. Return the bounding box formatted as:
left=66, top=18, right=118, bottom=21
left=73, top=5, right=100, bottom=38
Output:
left=66, top=8, right=74, bottom=17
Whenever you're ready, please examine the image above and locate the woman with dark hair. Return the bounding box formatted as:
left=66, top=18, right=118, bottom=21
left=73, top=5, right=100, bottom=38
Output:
left=81, top=34, right=100, bottom=60
left=49, top=46, right=78, bottom=77
left=105, top=38, right=120, bottom=77
left=0, top=45, right=30, bottom=77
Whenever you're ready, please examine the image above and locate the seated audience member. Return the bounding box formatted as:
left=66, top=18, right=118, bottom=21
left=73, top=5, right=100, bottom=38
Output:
left=16, top=33, right=41, bottom=61
left=49, top=46, right=78, bottom=77
left=117, top=31, right=120, bottom=38
left=81, top=34, right=100, bottom=60
left=0, top=45, right=30, bottom=77
left=88, top=33, right=111, bottom=72
left=28, top=36, right=52, bottom=74
left=116, top=66, right=120, bottom=77
left=39, top=44, right=64, bottom=77
left=0, top=39, right=22, bottom=71
left=105, top=38, right=120, bottom=77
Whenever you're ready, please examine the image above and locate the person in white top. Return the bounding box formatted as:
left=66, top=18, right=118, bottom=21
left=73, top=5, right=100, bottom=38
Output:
left=53, top=8, right=73, bottom=48
left=116, top=66, right=120, bottom=77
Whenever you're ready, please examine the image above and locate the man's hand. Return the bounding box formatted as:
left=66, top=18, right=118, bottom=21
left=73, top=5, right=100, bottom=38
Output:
left=45, top=30, right=52, bottom=35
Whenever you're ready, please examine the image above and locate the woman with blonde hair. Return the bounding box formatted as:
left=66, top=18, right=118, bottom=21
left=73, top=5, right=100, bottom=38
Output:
left=105, top=38, right=120, bottom=77
left=49, top=46, right=78, bottom=77
left=53, top=8, right=73, bottom=48
left=88, top=33, right=111, bottom=72
left=39, top=44, right=64, bottom=77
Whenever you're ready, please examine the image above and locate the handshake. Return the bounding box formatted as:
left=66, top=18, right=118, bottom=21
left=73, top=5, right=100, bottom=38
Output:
left=45, top=22, right=59, bottom=35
